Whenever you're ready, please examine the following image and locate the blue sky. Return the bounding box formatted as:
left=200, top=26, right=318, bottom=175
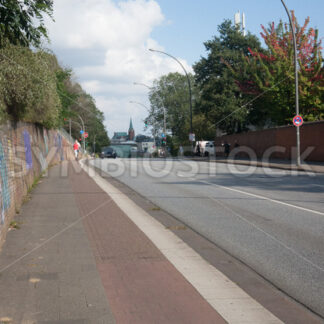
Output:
left=46, top=0, right=324, bottom=137
left=152, top=0, right=324, bottom=65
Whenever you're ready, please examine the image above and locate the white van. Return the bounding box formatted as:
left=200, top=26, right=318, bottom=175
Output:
left=195, top=141, right=215, bottom=157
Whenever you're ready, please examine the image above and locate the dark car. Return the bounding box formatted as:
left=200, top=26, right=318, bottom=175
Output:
left=100, top=147, right=117, bottom=159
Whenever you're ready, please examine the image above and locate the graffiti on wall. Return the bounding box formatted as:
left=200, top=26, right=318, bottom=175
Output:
left=23, top=130, right=33, bottom=170
left=55, top=134, right=64, bottom=161
left=43, top=129, right=48, bottom=155
left=32, top=147, right=47, bottom=172
left=59, top=134, right=64, bottom=161
left=0, top=140, right=11, bottom=225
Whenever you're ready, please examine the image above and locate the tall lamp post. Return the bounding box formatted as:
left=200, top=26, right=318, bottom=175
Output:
left=66, top=120, right=83, bottom=135
left=93, top=134, right=96, bottom=154
left=129, top=100, right=157, bottom=148
left=148, top=49, right=193, bottom=144
left=133, top=82, right=166, bottom=143
left=280, top=0, right=300, bottom=166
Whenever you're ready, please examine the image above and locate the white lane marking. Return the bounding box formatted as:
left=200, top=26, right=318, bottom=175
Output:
left=96, top=159, right=324, bottom=216
left=82, top=161, right=282, bottom=324
left=205, top=194, right=324, bottom=274
left=197, top=178, right=324, bottom=217
left=161, top=160, right=324, bottom=216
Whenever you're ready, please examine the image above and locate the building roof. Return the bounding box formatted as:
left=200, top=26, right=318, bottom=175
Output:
left=113, top=132, right=128, bottom=139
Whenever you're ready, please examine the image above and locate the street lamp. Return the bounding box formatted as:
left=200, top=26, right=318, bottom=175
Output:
left=280, top=0, right=300, bottom=166
left=129, top=100, right=157, bottom=148
left=133, top=82, right=167, bottom=142
left=93, top=134, right=96, bottom=154
left=65, top=120, right=83, bottom=136
left=148, top=48, right=193, bottom=142
left=133, top=82, right=151, bottom=90
left=129, top=100, right=150, bottom=112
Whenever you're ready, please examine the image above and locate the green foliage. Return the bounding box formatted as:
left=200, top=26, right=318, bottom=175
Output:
left=146, top=72, right=197, bottom=144
left=0, top=1, right=110, bottom=147
left=192, top=114, right=215, bottom=140
left=194, top=20, right=263, bottom=134
left=55, top=67, right=78, bottom=122
left=61, top=85, right=110, bottom=152
left=0, top=0, right=53, bottom=48
left=234, top=15, right=324, bottom=125
left=0, top=43, right=60, bottom=127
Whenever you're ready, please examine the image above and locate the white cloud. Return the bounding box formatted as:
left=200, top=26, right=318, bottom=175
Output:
left=46, top=0, right=192, bottom=136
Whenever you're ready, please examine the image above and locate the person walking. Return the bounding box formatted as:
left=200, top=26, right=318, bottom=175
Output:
left=73, top=140, right=80, bottom=160
left=224, top=142, right=230, bottom=158
left=179, top=145, right=184, bottom=157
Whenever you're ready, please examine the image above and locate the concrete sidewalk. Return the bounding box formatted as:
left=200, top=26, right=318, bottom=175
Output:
left=0, top=161, right=225, bottom=324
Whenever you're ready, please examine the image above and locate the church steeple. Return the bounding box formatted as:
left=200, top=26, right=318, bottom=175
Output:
left=128, top=118, right=135, bottom=141
left=129, top=118, right=134, bottom=131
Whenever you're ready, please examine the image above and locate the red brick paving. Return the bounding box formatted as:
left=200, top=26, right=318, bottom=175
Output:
left=69, top=164, right=226, bottom=323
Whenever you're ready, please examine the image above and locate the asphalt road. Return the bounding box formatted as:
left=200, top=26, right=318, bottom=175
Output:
left=90, top=158, right=324, bottom=318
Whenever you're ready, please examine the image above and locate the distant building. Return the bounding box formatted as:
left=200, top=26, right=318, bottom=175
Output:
left=111, top=132, right=128, bottom=144
left=128, top=118, right=135, bottom=141
left=135, top=134, right=155, bottom=154
left=111, top=118, right=136, bottom=144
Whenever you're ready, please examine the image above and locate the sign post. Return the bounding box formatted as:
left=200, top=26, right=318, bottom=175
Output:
left=293, top=115, right=303, bottom=165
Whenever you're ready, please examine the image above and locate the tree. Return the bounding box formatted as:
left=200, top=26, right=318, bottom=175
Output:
left=234, top=14, right=324, bottom=125
left=146, top=72, right=198, bottom=144
left=60, top=82, right=110, bottom=152
left=0, top=0, right=53, bottom=48
left=194, top=20, right=263, bottom=134
left=192, top=114, right=215, bottom=140
left=0, top=44, right=60, bottom=127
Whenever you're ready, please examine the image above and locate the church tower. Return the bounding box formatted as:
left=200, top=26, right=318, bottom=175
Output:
left=128, top=118, right=135, bottom=141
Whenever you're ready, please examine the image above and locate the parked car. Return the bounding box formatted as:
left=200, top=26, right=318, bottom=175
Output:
left=100, top=147, right=117, bottom=159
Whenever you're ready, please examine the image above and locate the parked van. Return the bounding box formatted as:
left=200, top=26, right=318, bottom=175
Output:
left=195, top=141, right=215, bottom=157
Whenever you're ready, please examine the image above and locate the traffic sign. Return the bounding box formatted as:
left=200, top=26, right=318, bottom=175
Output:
left=83, top=132, right=89, bottom=138
left=161, top=133, right=165, bottom=138
left=189, top=133, right=195, bottom=142
left=80, top=130, right=84, bottom=134
left=293, top=115, right=303, bottom=127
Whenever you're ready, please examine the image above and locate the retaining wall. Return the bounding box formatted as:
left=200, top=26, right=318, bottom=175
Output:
left=0, top=122, right=74, bottom=248
left=215, top=121, right=324, bottom=162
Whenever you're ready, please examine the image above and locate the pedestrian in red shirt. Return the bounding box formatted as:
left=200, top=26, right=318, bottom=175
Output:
left=73, top=140, right=80, bottom=160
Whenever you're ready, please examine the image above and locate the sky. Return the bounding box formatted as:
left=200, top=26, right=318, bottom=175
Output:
left=45, top=0, right=324, bottom=138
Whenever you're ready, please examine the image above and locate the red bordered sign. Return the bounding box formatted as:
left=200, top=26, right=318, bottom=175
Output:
left=293, top=115, right=303, bottom=127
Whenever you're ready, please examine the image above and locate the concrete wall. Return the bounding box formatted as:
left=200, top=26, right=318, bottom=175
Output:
left=215, top=121, right=324, bottom=162
left=0, top=122, right=74, bottom=248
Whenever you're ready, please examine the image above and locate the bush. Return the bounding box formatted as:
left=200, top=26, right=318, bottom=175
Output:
left=0, top=43, right=60, bottom=127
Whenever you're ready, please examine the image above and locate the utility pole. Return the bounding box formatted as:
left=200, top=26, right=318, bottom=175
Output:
left=93, top=135, right=96, bottom=154
left=280, top=0, right=300, bottom=166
